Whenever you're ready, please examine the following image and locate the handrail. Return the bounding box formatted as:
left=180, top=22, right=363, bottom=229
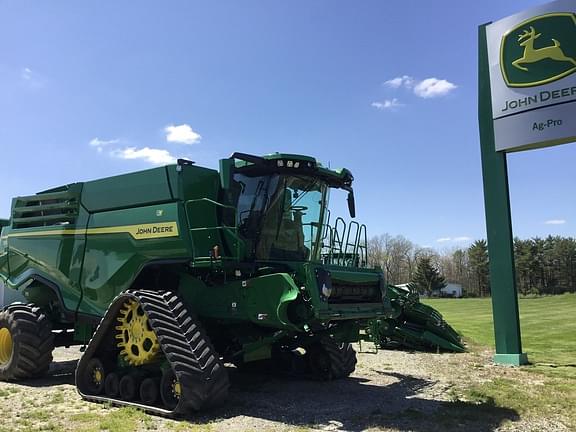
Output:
left=344, top=220, right=360, bottom=264
left=319, top=218, right=369, bottom=268
left=322, top=208, right=331, bottom=241
left=185, top=198, right=237, bottom=229
left=333, top=217, right=347, bottom=262
left=184, top=198, right=243, bottom=262
left=357, top=224, right=368, bottom=267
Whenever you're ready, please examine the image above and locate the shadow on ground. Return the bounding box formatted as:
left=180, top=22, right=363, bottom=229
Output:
left=15, top=360, right=78, bottom=387
left=189, top=367, right=519, bottom=432
left=15, top=359, right=519, bottom=431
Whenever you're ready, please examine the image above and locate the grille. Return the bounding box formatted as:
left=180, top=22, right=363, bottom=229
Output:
left=329, top=280, right=381, bottom=304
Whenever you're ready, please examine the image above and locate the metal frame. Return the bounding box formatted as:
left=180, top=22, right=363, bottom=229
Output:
left=479, top=23, right=528, bottom=366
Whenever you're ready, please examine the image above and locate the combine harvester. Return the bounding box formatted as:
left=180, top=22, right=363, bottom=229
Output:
left=0, top=153, right=462, bottom=416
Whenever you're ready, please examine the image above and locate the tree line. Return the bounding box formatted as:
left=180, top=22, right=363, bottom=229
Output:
left=368, top=234, right=576, bottom=296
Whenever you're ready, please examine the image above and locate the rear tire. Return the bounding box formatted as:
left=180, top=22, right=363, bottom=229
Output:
left=0, top=303, right=54, bottom=381
left=307, top=338, right=357, bottom=380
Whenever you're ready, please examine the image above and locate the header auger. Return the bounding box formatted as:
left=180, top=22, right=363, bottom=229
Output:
left=0, top=152, right=463, bottom=416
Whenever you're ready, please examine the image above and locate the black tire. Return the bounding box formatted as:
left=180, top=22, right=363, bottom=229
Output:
left=307, top=338, right=357, bottom=380
left=0, top=303, right=54, bottom=381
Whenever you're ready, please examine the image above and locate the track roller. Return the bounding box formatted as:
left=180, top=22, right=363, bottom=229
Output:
left=104, top=372, right=120, bottom=397
left=119, top=374, right=140, bottom=401
left=160, top=368, right=180, bottom=410
left=140, top=377, right=160, bottom=405
left=79, top=358, right=106, bottom=395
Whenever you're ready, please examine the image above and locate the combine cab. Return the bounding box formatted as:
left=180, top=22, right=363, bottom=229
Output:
left=0, top=152, right=462, bottom=416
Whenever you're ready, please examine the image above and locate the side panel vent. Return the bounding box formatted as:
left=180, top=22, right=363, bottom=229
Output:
left=12, top=184, right=82, bottom=229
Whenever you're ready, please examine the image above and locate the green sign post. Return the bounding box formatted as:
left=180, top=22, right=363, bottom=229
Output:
left=479, top=0, right=576, bottom=366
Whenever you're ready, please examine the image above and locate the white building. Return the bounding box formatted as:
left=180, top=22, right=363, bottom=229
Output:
left=440, top=283, right=463, bottom=298
left=396, top=282, right=463, bottom=298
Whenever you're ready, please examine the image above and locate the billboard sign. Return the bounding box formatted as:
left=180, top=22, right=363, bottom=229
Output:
left=486, top=0, right=576, bottom=151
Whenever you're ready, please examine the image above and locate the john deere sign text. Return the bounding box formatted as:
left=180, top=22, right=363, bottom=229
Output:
left=486, top=0, right=576, bottom=152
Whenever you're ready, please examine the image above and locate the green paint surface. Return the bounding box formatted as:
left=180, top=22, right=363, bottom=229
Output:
left=479, top=24, right=526, bottom=361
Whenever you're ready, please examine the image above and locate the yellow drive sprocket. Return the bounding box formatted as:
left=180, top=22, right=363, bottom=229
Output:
left=115, top=299, right=160, bottom=366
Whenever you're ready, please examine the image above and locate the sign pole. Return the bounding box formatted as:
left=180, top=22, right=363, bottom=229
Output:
left=478, top=23, right=528, bottom=366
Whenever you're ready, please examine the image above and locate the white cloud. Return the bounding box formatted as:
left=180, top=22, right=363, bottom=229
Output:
left=165, top=124, right=201, bottom=145
left=21, top=67, right=33, bottom=81
left=453, top=236, right=472, bottom=242
left=383, top=75, right=414, bottom=89
left=545, top=219, right=566, bottom=225
left=89, top=137, right=120, bottom=153
left=111, top=147, right=176, bottom=165
left=413, top=78, right=457, bottom=98
left=381, top=75, right=457, bottom=99
left=371, top=98, right=403, bottom=110
left=437, top=236, right=471, bottom=243
left=89, top=138, right=120, bottom=147
left=20, top=67, right=44, bottom=89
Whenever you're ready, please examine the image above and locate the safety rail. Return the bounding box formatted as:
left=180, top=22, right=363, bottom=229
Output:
left=184, top=198, right=243, bottom=264
left=320, top=217, right=368, bottom=268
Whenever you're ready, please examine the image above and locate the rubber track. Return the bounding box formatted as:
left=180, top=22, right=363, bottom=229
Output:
left=0, top=303, right=54, bottom=381
left=76, top=290, right=229, bottom=416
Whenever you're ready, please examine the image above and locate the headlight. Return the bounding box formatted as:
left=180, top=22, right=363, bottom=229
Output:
left=321, top=283, right=332, bottom=298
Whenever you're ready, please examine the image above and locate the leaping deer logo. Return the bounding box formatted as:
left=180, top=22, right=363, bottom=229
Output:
left=512, top=26, right=576, bottom=72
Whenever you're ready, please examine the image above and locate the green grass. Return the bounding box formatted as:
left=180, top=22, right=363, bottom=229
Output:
left=67, top=407, right=158, bottom=432
left=424, top=293, right=576, bottom=370
left=424, top=294, right=576, bottom=427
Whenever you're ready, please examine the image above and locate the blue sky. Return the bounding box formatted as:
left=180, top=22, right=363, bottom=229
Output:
left=1, top=0, right=574, bottom=249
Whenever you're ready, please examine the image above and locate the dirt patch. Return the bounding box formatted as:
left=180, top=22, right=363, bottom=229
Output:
left=0, top=344, right=569, bottom=432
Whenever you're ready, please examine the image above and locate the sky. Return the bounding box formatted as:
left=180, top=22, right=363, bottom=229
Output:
left=0, top=0, right=574, bottom=250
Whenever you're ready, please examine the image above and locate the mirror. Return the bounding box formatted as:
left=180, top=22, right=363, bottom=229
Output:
left=347, top=189, right=356, bottom=218
left=219, top=158, right=234, bottom=190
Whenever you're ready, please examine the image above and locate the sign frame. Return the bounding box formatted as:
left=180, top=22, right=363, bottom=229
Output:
left=478, top=0, right=576, bottom=366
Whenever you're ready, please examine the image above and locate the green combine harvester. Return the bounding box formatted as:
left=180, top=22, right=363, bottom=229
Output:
left=0, top=153, right=462, bottom=416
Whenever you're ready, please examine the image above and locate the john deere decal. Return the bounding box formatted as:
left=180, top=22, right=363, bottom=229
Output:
left=500, top=13, right=576, bottom=87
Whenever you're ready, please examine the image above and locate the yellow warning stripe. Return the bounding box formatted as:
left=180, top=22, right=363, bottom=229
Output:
left=4, top=222, right=179, bottom=240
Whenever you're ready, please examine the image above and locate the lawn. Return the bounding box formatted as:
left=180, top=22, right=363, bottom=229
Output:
left=424, top=293, right=576, bottom=370
left=424, top=294, right=576, bottom=428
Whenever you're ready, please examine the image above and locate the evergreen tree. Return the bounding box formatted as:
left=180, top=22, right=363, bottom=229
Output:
left=468, top=240, right=490, bottom=297
left=410, top=257, right=447, bottom=297
left=368, top=233, right=576, bottom=296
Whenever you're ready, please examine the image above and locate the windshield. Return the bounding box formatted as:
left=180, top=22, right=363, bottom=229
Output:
left=233, top=173, right=327, bottom=261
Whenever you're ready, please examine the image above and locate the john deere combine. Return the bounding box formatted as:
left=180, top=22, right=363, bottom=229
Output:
left=0, top=152, right=462, bottom=416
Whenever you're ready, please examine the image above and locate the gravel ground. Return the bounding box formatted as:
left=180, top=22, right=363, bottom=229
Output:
left=0, top=344, right=570, bottom=432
